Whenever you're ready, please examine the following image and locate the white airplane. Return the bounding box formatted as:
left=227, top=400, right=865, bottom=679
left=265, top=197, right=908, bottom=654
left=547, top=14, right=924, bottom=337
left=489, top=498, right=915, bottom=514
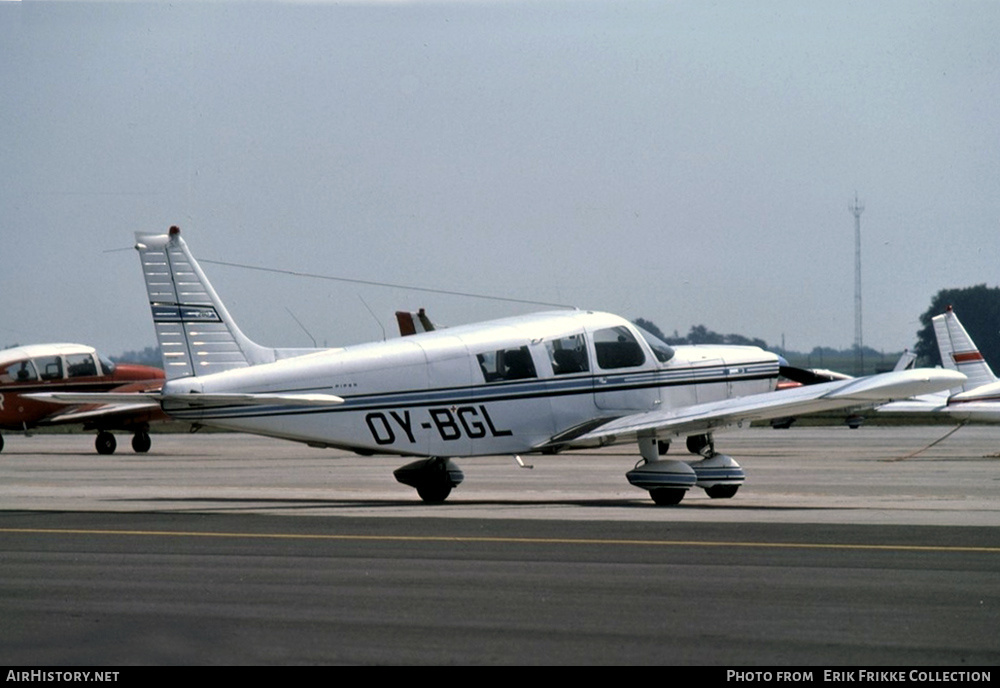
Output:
left=32, top=227, right=964, bottom=505
left=771, top=349, right=918, bottom=429
left=879, top=307, right=1000, bottom=421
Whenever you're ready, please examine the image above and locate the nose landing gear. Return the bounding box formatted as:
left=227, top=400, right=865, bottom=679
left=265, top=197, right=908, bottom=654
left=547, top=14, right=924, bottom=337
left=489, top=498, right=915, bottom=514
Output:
left=394, top=457, right=465, bottom=503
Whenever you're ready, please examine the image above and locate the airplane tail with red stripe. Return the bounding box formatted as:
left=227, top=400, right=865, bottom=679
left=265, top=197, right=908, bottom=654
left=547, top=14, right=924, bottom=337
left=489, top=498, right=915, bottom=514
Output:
left=933, top=307, right=996, bottom=392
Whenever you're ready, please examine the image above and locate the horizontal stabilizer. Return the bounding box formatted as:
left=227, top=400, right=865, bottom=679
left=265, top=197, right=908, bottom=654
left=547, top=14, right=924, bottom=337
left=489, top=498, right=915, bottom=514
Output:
left=162, top=392, right=345, bottom=409
left=877, top=394, right=950, bottom=414
left=950, top=380, right=1000, bottom=403
left=35, top=400, right=162, bottom=426
left=25, top=392, right=161, bottom=406
left=25, top=391, right=344, bottom=409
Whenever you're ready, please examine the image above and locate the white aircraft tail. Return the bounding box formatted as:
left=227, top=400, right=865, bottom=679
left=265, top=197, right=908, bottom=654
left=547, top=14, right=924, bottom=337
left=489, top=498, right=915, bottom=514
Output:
left=933, top=307, right=996, bottom=392
left=135, top=227, right=284, bottom=380
left=892, top=349, right=917, bottom=372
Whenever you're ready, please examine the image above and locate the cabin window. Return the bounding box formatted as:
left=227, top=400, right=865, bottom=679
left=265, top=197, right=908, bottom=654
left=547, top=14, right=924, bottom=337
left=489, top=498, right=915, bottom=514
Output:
left=35, top=356, right=63, bottom=381
left=634, top=324, right=675, bottom=363
left=477, top=346, right=537, bottom=382
left=594, top=326, right=646, bottom=369
left=66, top=353, right=98, bottom=378
left=98, top=356, right=116, bottom=375
left=545, top=334, right=589, bottom=375
left=2, top=360, right=38, bottom=383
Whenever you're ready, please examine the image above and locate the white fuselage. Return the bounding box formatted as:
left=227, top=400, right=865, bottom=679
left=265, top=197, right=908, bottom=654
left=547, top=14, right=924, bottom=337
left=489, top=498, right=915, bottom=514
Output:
left=161, top=310, right=779, bottom=456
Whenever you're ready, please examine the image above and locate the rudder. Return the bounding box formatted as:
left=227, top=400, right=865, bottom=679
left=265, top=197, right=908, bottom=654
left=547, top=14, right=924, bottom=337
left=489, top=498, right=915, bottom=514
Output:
left=134, top=226, right=276, bottom=380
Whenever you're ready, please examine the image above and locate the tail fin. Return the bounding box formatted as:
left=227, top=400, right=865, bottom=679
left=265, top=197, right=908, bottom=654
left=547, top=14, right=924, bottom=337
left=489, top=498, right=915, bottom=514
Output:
left=933, top=306, right=997, bottom=391
left=395, top=308, right=436, bottom=337
left=892, top=349, right=917, bottom=372
left=135, top=226, right=277, bottom=380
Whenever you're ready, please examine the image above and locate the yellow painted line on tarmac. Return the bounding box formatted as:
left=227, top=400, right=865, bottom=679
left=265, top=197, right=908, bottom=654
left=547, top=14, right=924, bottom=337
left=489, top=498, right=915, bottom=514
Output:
left=0, top=527, right=998, bottom=553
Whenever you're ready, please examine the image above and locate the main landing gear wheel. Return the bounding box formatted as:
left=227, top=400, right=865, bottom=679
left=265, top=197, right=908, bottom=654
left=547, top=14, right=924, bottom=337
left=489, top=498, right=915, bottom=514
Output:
left=649, top=488, right=686, bottom=506
left=0, top=433, right=4, bottom=453
left=686, top=433, right=713, bottom=455
left=704, top=484, right=740, bottom=499
left=626, top=458, right=697, bottom=506
left=690, top=453, right=745, bottom=499
left=628, top=434, right=745, bottom=505
left=95, top=432, right=116, bottom=455
left=131, top=431, right=151, bottom=453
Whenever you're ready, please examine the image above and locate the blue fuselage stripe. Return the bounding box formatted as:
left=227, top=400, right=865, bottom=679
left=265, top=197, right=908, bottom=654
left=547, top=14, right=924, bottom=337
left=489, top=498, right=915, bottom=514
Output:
left=164, top=361, right=779, bottom=421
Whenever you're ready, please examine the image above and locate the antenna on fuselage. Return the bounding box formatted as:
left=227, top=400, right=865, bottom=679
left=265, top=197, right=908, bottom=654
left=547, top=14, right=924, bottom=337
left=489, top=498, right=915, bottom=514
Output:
left=285, top=308, right=317, bottom=348
left=358, top=295, right=386, bottom=341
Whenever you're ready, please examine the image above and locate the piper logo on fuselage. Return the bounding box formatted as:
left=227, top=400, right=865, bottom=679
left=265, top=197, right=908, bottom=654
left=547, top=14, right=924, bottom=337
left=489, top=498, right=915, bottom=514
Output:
left=365, top=405, right=513, bottom=445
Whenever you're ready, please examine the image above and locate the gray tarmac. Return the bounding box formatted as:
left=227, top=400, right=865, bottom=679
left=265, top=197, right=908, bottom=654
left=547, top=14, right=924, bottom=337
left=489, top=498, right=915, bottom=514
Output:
left=1, top=425, right=997, bottom=524
left=1, top=426, right=998, bottom=665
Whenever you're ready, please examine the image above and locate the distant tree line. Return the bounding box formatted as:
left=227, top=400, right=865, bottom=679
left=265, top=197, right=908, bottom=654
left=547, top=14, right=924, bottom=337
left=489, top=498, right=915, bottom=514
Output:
left=633, top=318, right=767, bottom=350
left=635, top=282, right=1000, bottom=376
left=914, top=284, right=1000, bottom=370
left=806, top=345, right=887, bottom=359
left=633, top=318, right=899, bottom=375
left=111, top=346, right=162, bottom=368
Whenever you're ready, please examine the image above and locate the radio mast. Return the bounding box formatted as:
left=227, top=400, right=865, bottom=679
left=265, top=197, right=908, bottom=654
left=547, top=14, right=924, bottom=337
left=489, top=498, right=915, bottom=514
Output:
left=849, top=193, right=865, bottom=374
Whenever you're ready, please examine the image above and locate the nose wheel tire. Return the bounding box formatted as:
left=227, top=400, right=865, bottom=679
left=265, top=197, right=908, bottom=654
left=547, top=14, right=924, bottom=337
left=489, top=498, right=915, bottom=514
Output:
left=394, top=457, right=464, bottom=504
left=416, top=485, right=453, bottom=504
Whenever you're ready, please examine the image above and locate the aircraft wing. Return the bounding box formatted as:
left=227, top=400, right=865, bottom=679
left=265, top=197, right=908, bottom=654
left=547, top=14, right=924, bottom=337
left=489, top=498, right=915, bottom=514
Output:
left=38, top=400, right=163, bottom=426
left=551, top=368, right=965, bottom=448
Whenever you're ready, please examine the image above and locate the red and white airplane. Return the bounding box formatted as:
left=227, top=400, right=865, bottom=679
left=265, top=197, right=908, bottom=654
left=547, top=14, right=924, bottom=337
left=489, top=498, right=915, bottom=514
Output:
left=1, top=343, right=165, bottom=454
left=34, top=227, right=964, bottom=504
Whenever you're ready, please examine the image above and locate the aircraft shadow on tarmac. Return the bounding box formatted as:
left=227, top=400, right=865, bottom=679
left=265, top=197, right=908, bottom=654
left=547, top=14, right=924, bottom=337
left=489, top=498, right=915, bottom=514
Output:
left=127, top=496, right=831, bottom=512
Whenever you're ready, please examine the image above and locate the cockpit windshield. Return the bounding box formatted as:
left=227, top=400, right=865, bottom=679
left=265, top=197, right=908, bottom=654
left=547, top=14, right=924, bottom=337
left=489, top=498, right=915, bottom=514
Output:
left=634, top=324, right=675, bottom=363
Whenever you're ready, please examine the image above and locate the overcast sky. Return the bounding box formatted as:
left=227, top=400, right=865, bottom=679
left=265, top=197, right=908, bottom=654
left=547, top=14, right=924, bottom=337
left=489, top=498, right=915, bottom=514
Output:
left=2, top=0, right=998, bottom=359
